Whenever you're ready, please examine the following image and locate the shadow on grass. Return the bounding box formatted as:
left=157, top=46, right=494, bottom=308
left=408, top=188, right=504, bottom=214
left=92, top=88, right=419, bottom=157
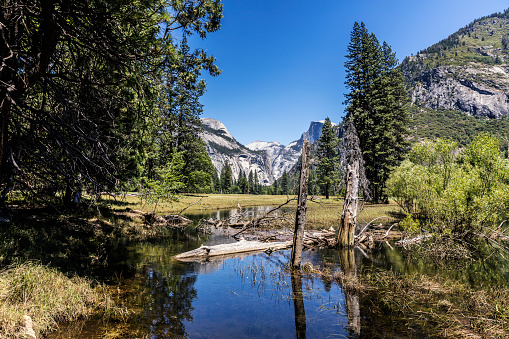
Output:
left=0, top=205, right=138, bottom=282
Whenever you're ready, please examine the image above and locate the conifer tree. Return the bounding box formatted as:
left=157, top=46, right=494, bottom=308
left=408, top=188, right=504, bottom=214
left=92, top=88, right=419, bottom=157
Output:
left=254, top=170, right=260, bottom=194
left=344, top=22, right=409, bottom=202
left=248, top=170, right=254, bottom=194
left=220, top=160, right=232, bottom=194
left=238, top=169, right=248, bottom=193
left=316, top=117, right=339, bottom=199
left=280, top=170, right=290, bottom=195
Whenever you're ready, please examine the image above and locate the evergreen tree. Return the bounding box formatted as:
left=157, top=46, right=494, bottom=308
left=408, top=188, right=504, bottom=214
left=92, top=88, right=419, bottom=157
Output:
left=344, top=22, right=409, bottom=202
left=211, top=168, right=220, bottom=193
left=273, top=179, right=279, bottom=195
left=316, top=117, right=339, bottom=199
left=254, top=170, right=260, bottom=194
left=307, top=169, right=318, bottom=196
left=248, top=170, right=254, bottom=194
left=238, top=169, right=248, bottom=193
left=280, top=171, right=289, bottom=195
left=220, top=160, right=232, bottom=194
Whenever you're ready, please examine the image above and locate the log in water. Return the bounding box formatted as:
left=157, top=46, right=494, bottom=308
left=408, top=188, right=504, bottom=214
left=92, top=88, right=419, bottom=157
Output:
left=173, top=239, right=293, bottom=261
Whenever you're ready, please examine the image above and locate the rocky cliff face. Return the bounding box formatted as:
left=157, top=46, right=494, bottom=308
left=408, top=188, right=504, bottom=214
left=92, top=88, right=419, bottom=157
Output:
left=403, top=63, right=509, bottom=119
left=296, top=120, right=333, bottom=146
left=245, top=140, right=301, bottom=180
left=401, top=10, right=509, bottom=119
left=200, top=118, right=331, bottom=185
left=200, top=118, right=274, bottom=185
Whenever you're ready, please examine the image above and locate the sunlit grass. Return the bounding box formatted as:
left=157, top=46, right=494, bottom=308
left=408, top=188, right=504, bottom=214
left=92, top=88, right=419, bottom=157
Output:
left=100, top=194, right=403, bottom=230
left=0, top=262, right=125, bottom=338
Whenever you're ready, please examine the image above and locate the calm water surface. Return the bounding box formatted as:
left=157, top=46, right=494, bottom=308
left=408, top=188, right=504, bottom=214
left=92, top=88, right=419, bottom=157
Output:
left=47, top=207, right=509, bottom=338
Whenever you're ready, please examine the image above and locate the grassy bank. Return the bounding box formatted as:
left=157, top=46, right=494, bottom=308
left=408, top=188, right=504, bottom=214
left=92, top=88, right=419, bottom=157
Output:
left=101, top=193, right=401, bottom=230
left=0, top=262, right=124, bottom=339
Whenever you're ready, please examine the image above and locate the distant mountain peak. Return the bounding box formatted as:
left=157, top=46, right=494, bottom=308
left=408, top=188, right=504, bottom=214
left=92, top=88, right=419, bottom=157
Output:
left=199, top=118, right=332, bottom=184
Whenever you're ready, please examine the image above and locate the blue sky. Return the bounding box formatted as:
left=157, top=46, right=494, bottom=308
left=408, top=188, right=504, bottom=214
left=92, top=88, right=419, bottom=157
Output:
left=189, top=0, right=508, bottom=146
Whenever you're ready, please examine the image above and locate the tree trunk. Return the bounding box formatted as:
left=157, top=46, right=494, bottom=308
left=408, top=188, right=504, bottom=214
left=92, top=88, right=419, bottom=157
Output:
left=291, top=140, right=310, bottom=269
left=0, top=97, right=11, bottom=186
left=338, top=158, right=359, bottom=248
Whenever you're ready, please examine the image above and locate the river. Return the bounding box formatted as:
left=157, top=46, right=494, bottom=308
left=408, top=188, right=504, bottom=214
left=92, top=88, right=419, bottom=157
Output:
left=46, top=207, right=509, bottom=338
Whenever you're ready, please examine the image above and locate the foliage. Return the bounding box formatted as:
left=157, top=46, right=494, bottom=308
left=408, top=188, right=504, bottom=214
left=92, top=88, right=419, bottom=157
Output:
left=220, top=160, right=232, bottom=193
left=387, top=134, right=509, bottom=233
left=408, top=106, right=509, bottom=149
left=344, top=22, right=410, bottom=202
left=399, top=213, right=421, bottom=233
left=0, top=0, right=223, bottom=205
left=316, top=117, right=340, bottom=199
left=140, top=152, right=185, bottom=208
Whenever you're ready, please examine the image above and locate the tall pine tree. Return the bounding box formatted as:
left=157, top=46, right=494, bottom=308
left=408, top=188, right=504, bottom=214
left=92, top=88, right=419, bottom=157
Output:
left=220, top=160, right=232, bottom=194
left=344, top=22, right=409, bottom=203
left=316, top=117, right=339, bottom=199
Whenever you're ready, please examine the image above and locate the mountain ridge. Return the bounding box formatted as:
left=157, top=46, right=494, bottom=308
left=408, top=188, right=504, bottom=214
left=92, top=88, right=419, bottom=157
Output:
left=401, top=8, right=509, bottom=119
left=200, top=118, right=332, bottom=184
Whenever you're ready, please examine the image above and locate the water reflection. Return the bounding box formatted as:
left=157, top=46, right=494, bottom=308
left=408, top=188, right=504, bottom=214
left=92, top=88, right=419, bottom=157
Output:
left=46, top=207, right=509, bottom=338
left=290, top=271, right=306, bottom=339
left=338, top=249, right=360, bottom=336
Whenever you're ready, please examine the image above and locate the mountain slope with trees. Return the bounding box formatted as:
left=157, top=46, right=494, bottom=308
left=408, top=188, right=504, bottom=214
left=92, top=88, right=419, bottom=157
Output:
left=401, top=9, right=509, bottom=119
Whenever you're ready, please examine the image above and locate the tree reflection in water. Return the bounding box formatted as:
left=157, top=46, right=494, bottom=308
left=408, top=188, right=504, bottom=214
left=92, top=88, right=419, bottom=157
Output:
left=291, top=271, right=306, bottom=339
left=339, top=248, right=361, bottom=336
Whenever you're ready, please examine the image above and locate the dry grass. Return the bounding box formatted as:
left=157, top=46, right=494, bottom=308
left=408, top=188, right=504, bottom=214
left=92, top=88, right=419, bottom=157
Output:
left=0, top=262, right=126, bottom=338
left=101, top=194, right=401, bottom=230
left=354, top=269, right=509, bottom=338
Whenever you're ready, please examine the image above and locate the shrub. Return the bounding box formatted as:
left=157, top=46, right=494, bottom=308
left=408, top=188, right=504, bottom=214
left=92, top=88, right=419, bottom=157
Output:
left=387, top=134, right=509, bottom=233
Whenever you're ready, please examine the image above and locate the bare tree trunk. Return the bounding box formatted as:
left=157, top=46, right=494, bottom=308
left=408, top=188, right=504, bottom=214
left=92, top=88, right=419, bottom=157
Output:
left=0, top=98, right=11, bottom=186
left=338, top=120, right=368, bottom=248
left=291, top=140, right=310, bottom=269
left=339, top=159, right=359, bottom=247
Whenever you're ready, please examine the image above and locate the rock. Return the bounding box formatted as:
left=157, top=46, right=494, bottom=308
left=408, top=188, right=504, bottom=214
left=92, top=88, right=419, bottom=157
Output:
left=24, top=315, right=36, bottom=339
left=403, top=65, right=509, bottom=119
left=201, top=118, right=337, bottom=184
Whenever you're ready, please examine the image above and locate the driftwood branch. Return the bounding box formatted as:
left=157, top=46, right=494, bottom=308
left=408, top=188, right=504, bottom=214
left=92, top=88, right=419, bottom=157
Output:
left=232, top=197, right=297, bottom=238
left=173, top=239, right=293, bottom=261
left=179, top=197, right=204, bottom=215
left=129, top=209, right=192, bottom=226
left=356, top=216, right=390, bottom=238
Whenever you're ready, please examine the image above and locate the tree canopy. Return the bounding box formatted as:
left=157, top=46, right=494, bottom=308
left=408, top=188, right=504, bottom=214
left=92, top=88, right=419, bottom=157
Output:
left=0, top=0, right=223, bottom=205
left=316, top=117, right=339, bottom=199
left=344, top=22, right=409, bottom=203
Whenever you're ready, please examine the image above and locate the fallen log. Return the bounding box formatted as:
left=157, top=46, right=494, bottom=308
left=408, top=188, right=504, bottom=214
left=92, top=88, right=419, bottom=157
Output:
left=129, top=209, right=192, bottom=226
left=173, top=239, right=292, bottom=261
left=395, top=234, right=433, bottom=247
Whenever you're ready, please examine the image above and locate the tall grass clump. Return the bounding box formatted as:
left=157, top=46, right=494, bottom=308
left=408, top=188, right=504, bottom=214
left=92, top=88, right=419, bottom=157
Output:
left=0, top=262, right=99, bottom=338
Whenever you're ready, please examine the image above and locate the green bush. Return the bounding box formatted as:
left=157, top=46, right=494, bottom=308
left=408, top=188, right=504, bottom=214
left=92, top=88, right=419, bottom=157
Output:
left=387, top=134, right=509, bottom=233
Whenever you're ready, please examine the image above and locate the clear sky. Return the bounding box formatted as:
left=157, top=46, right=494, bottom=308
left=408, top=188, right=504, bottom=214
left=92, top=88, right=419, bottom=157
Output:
left=189, top=0, right=508, bottom=146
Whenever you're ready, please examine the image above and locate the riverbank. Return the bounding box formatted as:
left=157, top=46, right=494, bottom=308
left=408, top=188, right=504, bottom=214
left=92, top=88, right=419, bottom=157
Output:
left=0, top=262, right=127, bottom=338
left=101, top=193, right=401, bottom=230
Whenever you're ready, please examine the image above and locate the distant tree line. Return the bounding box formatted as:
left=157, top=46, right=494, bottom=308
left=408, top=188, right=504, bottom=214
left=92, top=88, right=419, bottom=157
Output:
left=217, top=160, right=264, bottom=195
